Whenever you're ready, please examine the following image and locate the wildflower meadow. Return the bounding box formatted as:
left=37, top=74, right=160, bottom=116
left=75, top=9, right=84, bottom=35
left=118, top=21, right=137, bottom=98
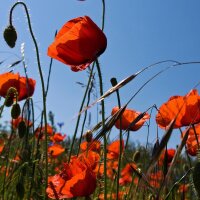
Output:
left=1, top=1, right=200, bottom=200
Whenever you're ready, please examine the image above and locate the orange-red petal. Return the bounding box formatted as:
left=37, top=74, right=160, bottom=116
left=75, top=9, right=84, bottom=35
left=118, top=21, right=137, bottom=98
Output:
left=112, top=107, right=150, bottom=131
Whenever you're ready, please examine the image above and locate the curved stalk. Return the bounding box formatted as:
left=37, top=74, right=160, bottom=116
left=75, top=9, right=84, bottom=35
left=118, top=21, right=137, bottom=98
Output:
left=95, top=59, right=107, bottom=199
left=68, top=64, right=95, bottom=162
left=9, top=2, right=48, bottom=198
left=111, top=77, right=122, bottom=199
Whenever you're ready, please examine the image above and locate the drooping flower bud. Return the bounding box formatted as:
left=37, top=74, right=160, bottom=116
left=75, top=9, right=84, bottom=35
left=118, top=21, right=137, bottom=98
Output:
left=5, top=87, right=18, bottom=107
left=5, top=96, right=14, bottom=107
left=3, top=25, right=17, bottom=48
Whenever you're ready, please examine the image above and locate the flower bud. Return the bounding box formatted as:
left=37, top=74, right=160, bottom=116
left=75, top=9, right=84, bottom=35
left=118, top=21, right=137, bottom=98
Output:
left=3, top=25, right=17, bottom=48
left=18, top=120, right=26, bottom=138
left=5, top=87, right=18, bottom=107
left=110, top=77, right=118, bottom=87
left=5, top=96, right=14, bottom=107
left=11, top=103, right=21, bottom=119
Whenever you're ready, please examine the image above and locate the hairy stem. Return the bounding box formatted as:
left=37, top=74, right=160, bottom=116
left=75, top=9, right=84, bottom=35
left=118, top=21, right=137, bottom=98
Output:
left=96, top=59, right=107, bottom=199
left=9, top=2, right=48, bottom=198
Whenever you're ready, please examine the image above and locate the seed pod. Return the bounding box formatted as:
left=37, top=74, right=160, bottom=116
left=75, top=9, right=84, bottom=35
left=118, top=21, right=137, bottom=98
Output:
left=3, top=25, right=17, bottom=48
left=11, top=103, right=21, bottom=119
left=193, top=162, right=200, bottom=197
left=18, top=120, right=26, bottom=138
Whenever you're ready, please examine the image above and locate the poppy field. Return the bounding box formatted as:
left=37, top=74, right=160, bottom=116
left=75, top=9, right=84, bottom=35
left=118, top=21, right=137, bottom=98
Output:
left=1, top=1, right=200, bottom=200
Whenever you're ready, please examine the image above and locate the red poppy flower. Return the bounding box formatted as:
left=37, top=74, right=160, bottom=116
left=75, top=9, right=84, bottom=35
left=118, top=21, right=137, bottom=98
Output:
left=46, top=156, right=96, bottom=199
left=107, top=140, right=124, bottom=160
left=50, top=132, right=66, bottom=143
left=156, top=89, right=200, bottom=129
left=48, top=16, right=107, bottom=72
left=159, top=148, right=176, bottom=164
left=182, top=124, right=200, bottom=156
left=119, top=163, right=137, bottom=186
left=48, top=144, right=65, bottom=158
left=80, top=140, right=101, bottom=153
left=78, top=151, right=100, bottom=171
left=94, top=160, right=118, bottom=179
left=177, top=184, right=189, bottom=193
left=121, top=163, right=137, bottom=177
left=98, top=191, right=126, bottom=200
left=150, top=170, right=163, bottom=181
left=149, top=170, right=163, bottom=189
left=111, top=107, right=150, bottom=131
left=0, top=72, right=36, bottom=101
left=35, top=124, right=54, bottom=140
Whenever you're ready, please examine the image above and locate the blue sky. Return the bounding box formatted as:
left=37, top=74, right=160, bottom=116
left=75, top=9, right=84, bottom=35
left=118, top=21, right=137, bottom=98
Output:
left=1, top=1, right=200, bottom=148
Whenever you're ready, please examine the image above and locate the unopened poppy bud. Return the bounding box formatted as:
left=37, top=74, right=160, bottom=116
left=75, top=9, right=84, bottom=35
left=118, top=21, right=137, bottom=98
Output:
left=11, top=103, right=21, bottom=119
left=5, top=87, right=17, bottom=107
left=5, top=96, right=14, bottom=107
left=110, top=77, right=118, bottom=87
left=85, top=130, right=93, bottom=142
left=193, top=162, right=200, bottom=197
left=133, top=151, right=140, bottom=162
left=3, top=25, right=17, bottom=48
left=18, top=121, right=26, bottom=138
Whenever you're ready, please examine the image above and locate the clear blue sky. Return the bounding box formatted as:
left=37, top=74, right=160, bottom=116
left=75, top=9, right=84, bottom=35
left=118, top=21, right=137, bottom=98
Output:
left=1, top=1, right=200, bottom=148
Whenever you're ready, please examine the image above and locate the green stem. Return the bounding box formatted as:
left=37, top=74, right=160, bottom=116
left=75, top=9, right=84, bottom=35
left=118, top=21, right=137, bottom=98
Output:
left=111, top=78, right=122, bottom=200
left=164, top=168, right=192, bottom=200
left=179, top=128, right=192, bottom=168
left=1, top=125, right=14, bottom=199
left=77, top=74, right=94, bottom=155
left=125, top=175, right=135, bottom=200
left=45, top=30, right=57, bottom=97
left=68, top=64, right=95, bottom=162
left=9, top=2, right=48, bottom=198
left=95, top=59, right=107, bottom=199
left=46, top=57, right=53, bottom=98
left=125, top=130, right=130, bottom=149
left=101, top=0, right=105, bottom=31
